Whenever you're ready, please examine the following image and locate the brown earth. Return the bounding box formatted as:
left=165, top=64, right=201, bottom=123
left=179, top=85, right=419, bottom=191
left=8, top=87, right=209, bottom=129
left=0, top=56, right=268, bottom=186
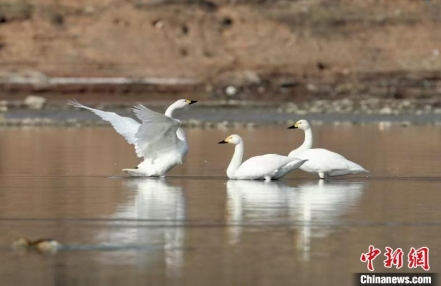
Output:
left=0, top=0, right=441, bottom=101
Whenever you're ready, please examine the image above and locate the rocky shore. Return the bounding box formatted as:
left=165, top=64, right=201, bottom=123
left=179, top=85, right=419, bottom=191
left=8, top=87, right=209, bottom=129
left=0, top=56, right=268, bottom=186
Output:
left=0, top=95, right=440, bottom=127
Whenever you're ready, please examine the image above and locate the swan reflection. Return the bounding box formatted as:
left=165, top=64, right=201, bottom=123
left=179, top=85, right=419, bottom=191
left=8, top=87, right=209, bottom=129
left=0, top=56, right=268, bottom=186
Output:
left=98, top=178, right=185, bottom=277
left=119, top=178, right=185, bottom=221
left=226, top=180, right=294, bottom=245
left=290, top=180, right=365, bottom=260
left=226, top=180, right=366, bottom=260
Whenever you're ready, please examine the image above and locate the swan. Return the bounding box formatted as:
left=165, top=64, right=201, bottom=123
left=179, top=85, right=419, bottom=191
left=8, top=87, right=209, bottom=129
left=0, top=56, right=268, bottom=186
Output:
left=287, top=119, right=368, bottom=179
left=218, top=134, right=307, bottom=181
left=68, top=99, right=197, bottom=176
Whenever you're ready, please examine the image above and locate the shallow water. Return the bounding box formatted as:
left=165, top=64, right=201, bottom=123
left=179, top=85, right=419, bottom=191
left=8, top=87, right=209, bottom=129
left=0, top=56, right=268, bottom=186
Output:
left=0, top=125, right=440, bottom=285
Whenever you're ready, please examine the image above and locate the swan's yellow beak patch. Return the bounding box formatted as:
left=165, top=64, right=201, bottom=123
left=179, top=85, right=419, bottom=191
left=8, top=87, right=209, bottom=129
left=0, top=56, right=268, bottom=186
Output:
left=186, top=99, right=198, bottom=105
left=288, top=122, right=299, bottom=129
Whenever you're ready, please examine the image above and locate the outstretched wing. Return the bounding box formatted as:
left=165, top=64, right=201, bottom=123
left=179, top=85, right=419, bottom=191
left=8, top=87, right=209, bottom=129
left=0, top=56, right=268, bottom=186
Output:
left=132, top=104, right=186, bottom=162
left=68, top=99, right=141, bottom=149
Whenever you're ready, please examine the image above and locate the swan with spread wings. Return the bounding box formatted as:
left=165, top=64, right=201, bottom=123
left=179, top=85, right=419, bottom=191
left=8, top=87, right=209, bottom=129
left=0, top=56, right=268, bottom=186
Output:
left=68, top=99, right=197, bottom=176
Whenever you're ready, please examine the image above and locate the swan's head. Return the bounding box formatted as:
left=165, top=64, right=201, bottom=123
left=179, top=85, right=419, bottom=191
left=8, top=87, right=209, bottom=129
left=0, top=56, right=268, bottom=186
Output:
left=288, top=119, right=311, bottom=131
left=218, top=134, right=242, bottom=145
left=174, top=99, right=198, bottom=108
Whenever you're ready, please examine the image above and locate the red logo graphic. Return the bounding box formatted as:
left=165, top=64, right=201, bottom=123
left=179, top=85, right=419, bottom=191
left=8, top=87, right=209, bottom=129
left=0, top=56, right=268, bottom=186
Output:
left=384, top=247, right=404, bottom=269
left=408, top=247, right=430, bottom=271
left=360, top=245, right=381, bottom=271
left=361, top=246, right=430, bottom=271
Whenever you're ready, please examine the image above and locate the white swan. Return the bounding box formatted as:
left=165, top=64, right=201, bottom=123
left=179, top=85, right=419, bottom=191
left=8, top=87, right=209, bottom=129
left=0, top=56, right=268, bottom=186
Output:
left=68, top=99, right=197, bottom=176
left=218, top=134, right=307, bottom=181
left=288, top=119, right=368, bottom=179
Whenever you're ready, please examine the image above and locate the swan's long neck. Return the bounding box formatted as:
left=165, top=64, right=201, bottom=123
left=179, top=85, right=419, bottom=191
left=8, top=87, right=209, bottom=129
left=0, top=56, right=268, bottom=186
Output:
left=165, top=102, right=179, bottom=118
left=289, top=128, right=313, bottom=157
left=227, top=142, right=244, bottom=178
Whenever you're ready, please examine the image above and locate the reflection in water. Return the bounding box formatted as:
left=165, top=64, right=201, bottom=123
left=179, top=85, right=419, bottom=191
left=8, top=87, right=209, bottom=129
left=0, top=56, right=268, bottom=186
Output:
left=291, top=180, right=365, bottom=261
left=1, top=126, right=440, bottom=286
left=119, top=179, right=185, bottom=221
left=98, top=179, right=185, bottom=277
left=227, top=180, right=366, bottom=260
left=227, top=180, right=294, bottom=245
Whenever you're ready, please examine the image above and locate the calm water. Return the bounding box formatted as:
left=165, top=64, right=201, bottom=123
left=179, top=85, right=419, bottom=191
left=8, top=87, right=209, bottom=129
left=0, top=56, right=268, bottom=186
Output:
left=0, top=125, right=440, bottom=285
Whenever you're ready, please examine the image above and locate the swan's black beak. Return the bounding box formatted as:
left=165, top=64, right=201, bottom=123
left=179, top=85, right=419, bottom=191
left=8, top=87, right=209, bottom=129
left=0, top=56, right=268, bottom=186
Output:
left=218, top=140, right=228, bottom=144
left=189, top=100, right=198, bottom=105
left=288, top=125, right=298, bottom=129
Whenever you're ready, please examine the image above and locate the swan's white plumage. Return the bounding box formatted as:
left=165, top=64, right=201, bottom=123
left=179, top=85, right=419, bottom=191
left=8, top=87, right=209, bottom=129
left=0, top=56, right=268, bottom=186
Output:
left=288, top=119, right=368, bottom=179
left=68, top=99, right=195, bottom=176
left=293, top=148, right=367, bottom=177
left=132, top=104, right=185, bottom=162
left=68, top=99, right=141, bottom=148
left=234, top=154, right=305, bottom=180
left=219, top=134, right=306, bottom=181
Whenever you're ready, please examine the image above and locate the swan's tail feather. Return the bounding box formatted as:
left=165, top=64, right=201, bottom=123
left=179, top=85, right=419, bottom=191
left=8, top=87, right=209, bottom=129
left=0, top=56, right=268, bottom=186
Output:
left=122, top=168, right=147, bottom=177
left=326, top=160, right=368, bottom=177
left=343, top=160, right=369, bottom=175
left=294, top=159, right=308, bottom=169
left=350, top=162, right=368, bottom=174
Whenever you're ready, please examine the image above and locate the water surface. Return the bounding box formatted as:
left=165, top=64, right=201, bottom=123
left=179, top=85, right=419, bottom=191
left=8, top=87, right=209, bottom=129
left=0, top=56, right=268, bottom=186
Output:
left=0, top=125, right=440, bottom=285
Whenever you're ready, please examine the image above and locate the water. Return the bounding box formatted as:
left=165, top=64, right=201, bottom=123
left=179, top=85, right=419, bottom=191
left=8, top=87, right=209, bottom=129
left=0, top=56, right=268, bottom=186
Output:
left=0, top=125, right=440, bottom=285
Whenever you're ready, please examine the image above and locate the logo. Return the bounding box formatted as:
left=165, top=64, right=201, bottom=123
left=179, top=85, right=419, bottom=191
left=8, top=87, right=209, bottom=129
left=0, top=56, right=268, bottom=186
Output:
left=360, top=245, right=430, bottom=271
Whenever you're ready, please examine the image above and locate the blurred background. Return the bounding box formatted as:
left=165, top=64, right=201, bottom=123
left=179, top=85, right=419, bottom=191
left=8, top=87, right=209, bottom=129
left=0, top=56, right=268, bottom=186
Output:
left=0, top=0, right=440, bottom=113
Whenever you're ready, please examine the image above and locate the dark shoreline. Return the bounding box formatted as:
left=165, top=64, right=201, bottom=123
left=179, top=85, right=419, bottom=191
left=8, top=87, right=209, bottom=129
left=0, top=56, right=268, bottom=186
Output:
left=1, top=104, right=441, bottom=127
left=1, top=71, right=441, bottom=102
